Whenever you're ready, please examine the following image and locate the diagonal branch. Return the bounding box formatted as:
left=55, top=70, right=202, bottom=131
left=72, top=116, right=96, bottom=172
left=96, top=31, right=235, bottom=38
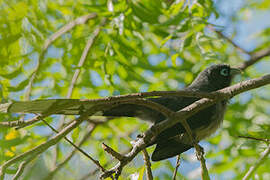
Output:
left=43, top=123, right=98, bottom=180
left=242, top=145, right=270, bottom=180
left=20, top=13, right=98, bottom=132
left=25, top=13, right=97, bottom=101
left=54, top=18, right=106, bottom=169
left=0, top=109, right=98, bottom=180
left=238, top=47, right=270, bottom=70
left=142, top=149, right=153, bottom=180
left=209, top=26, right=270, bottom=71
left=238, top=135, right=270, bottom=143
left=172, top=155, right=181, bottom=180
left=212, top=28, right=250, bottom=55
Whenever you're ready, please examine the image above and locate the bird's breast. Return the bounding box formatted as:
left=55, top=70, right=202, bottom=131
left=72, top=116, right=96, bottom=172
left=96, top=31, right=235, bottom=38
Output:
left=195, top=101, right=227, bottom=140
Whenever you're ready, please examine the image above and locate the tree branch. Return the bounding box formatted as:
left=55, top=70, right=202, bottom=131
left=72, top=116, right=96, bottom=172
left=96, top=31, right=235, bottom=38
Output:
left=209, top=26, right=270, bottom=70
left=212, top=28, right=250, bottom=55
left=11, top=161, right=27, bottom=180
left=180, top=119, right=210, bottom=180
left=238, top=135, right=270, bottom=143
left=54, top=19, right=106, bottom=169
left=0, top=110, right=96, bottom=180
left=238, top=47, right=270, bottom=70
left=142, top=149, right=153, bottom=180
left=172, top=155, right=181, bottom=180
left=24, top=13, right=97, bottom=100
left=242, top=145, right=270, bottom=180
left=43, top=123, right=97, bottom=180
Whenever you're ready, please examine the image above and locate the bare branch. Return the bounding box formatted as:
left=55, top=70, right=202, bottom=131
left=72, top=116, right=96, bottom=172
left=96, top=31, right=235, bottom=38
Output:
left=180, top=119, right=210, bottom=180
left=79, top=149, right=131, bottom=180
left=210, top=26, right=270, bottom=71
left=11, top=155, right=36, bottom=180
left=11, top=161, right=27, bottom=180
left=53, top=19, right=106, bottom=168
left=0, top=111, right=93, bottom=180
left=44, top=123, right=97, bottom=180
left=24, top=13, right=97, bottom=101
left=238, top=135, right=270, bottom=143
left=242, top=145, right=270, bottom=180
left=40, top=118, right=106, bottom=172
left=142, top=149, right=153, bottom=180
left=211, top=27, right=250, bottom=55
left=238, top=47, right=270, bottom=70
left=0, top=115, right=42, bottom=128
left=172, top=155, right=181, bottom=180
left=102, top=143, right=125, bottom=161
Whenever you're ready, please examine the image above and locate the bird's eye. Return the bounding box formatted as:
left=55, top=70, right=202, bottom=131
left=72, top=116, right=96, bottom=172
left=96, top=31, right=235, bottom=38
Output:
left=220, top=68, right=229, bottom=76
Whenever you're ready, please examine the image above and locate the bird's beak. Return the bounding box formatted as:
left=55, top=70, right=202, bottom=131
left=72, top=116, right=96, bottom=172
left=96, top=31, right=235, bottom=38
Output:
left=230, top=67, right=242, bottom=76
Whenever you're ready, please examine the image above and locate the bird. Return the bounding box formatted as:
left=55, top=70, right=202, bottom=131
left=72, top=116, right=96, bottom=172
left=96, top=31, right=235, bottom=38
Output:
left=1, top=64, right=241, bottom=161
left=103, top=64, right=241, bottom=161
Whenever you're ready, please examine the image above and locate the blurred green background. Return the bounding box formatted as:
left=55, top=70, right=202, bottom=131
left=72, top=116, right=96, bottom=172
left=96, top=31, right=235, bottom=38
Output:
left=0, top=0, right=270, bottom=179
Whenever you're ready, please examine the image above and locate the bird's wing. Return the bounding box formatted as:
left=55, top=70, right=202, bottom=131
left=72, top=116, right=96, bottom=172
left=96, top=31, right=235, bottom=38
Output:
left=151, top=138, right=193, bottom=161
left=103, top=96, right=198, bottom=122
left=150, top=96, right=220, bottom=145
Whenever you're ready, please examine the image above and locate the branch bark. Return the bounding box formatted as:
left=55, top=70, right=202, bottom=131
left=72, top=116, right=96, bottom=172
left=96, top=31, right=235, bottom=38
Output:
left=172, top=155, right=181, bottom=180
left=142, top=149, right=153, bottom=180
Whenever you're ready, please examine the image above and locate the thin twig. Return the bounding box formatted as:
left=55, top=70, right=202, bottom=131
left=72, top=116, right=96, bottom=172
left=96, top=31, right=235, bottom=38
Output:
left=17, top=13, right=97, bottom=131
left=180, top=119, right=210, bottom=180
left=142, top=149, right=153, bottom=180
left=242, top=145, right=270, bottom=180
left=238, top=47, right=270, bottom=70
left=40, top=118, right=106, bottom=172
left=238, top=135, right=270, bottom=143
left=0, top=111, right=94, bottom=180
left=79, top=149, right=132, bottom=180
left=11, top=155, right=36, bottom=180
left=172, top=155, right=181, bottom=180
left=102, top=143, right=125, bottom=161
left=43, top=123, right=98, bottom=180
left=210, top=27, right=250, bottom=55
left=24, top=12, right=97, bottom=104
left=209, top=26, right=270, bottom=71
left=11, top=161, right=27, bottom=180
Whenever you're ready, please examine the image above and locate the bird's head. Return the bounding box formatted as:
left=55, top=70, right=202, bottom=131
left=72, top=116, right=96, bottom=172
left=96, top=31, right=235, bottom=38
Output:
left=189, top=64, right=241, bottom=92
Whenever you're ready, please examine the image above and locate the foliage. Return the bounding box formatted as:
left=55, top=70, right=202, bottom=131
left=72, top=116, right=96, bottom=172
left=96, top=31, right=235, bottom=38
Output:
left=0, top=0, right=269, bottom=179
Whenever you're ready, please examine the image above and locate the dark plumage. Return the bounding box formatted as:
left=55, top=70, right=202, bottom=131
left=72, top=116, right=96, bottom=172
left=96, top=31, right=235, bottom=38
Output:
left=1, top=64, right=241, bottom=161
left=104, top=64, right=241, bottom=161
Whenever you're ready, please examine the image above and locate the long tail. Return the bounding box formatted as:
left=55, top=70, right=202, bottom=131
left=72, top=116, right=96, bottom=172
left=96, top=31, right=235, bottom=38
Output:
left=1, top=99, right=161, bottom=122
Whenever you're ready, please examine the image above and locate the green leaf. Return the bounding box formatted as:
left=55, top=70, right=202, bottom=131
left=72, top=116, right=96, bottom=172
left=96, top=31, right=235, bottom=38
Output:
left=7, top=78, right=29, bottom=92
left=131, top=3, right=159, bottom=24
left=171, top=53, right=178, bottom=67
left=183, top=35, right=193, bottom=48
left=138, top=166, right=145, bottom=180
left=0, top=66, right=22, bottom=79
